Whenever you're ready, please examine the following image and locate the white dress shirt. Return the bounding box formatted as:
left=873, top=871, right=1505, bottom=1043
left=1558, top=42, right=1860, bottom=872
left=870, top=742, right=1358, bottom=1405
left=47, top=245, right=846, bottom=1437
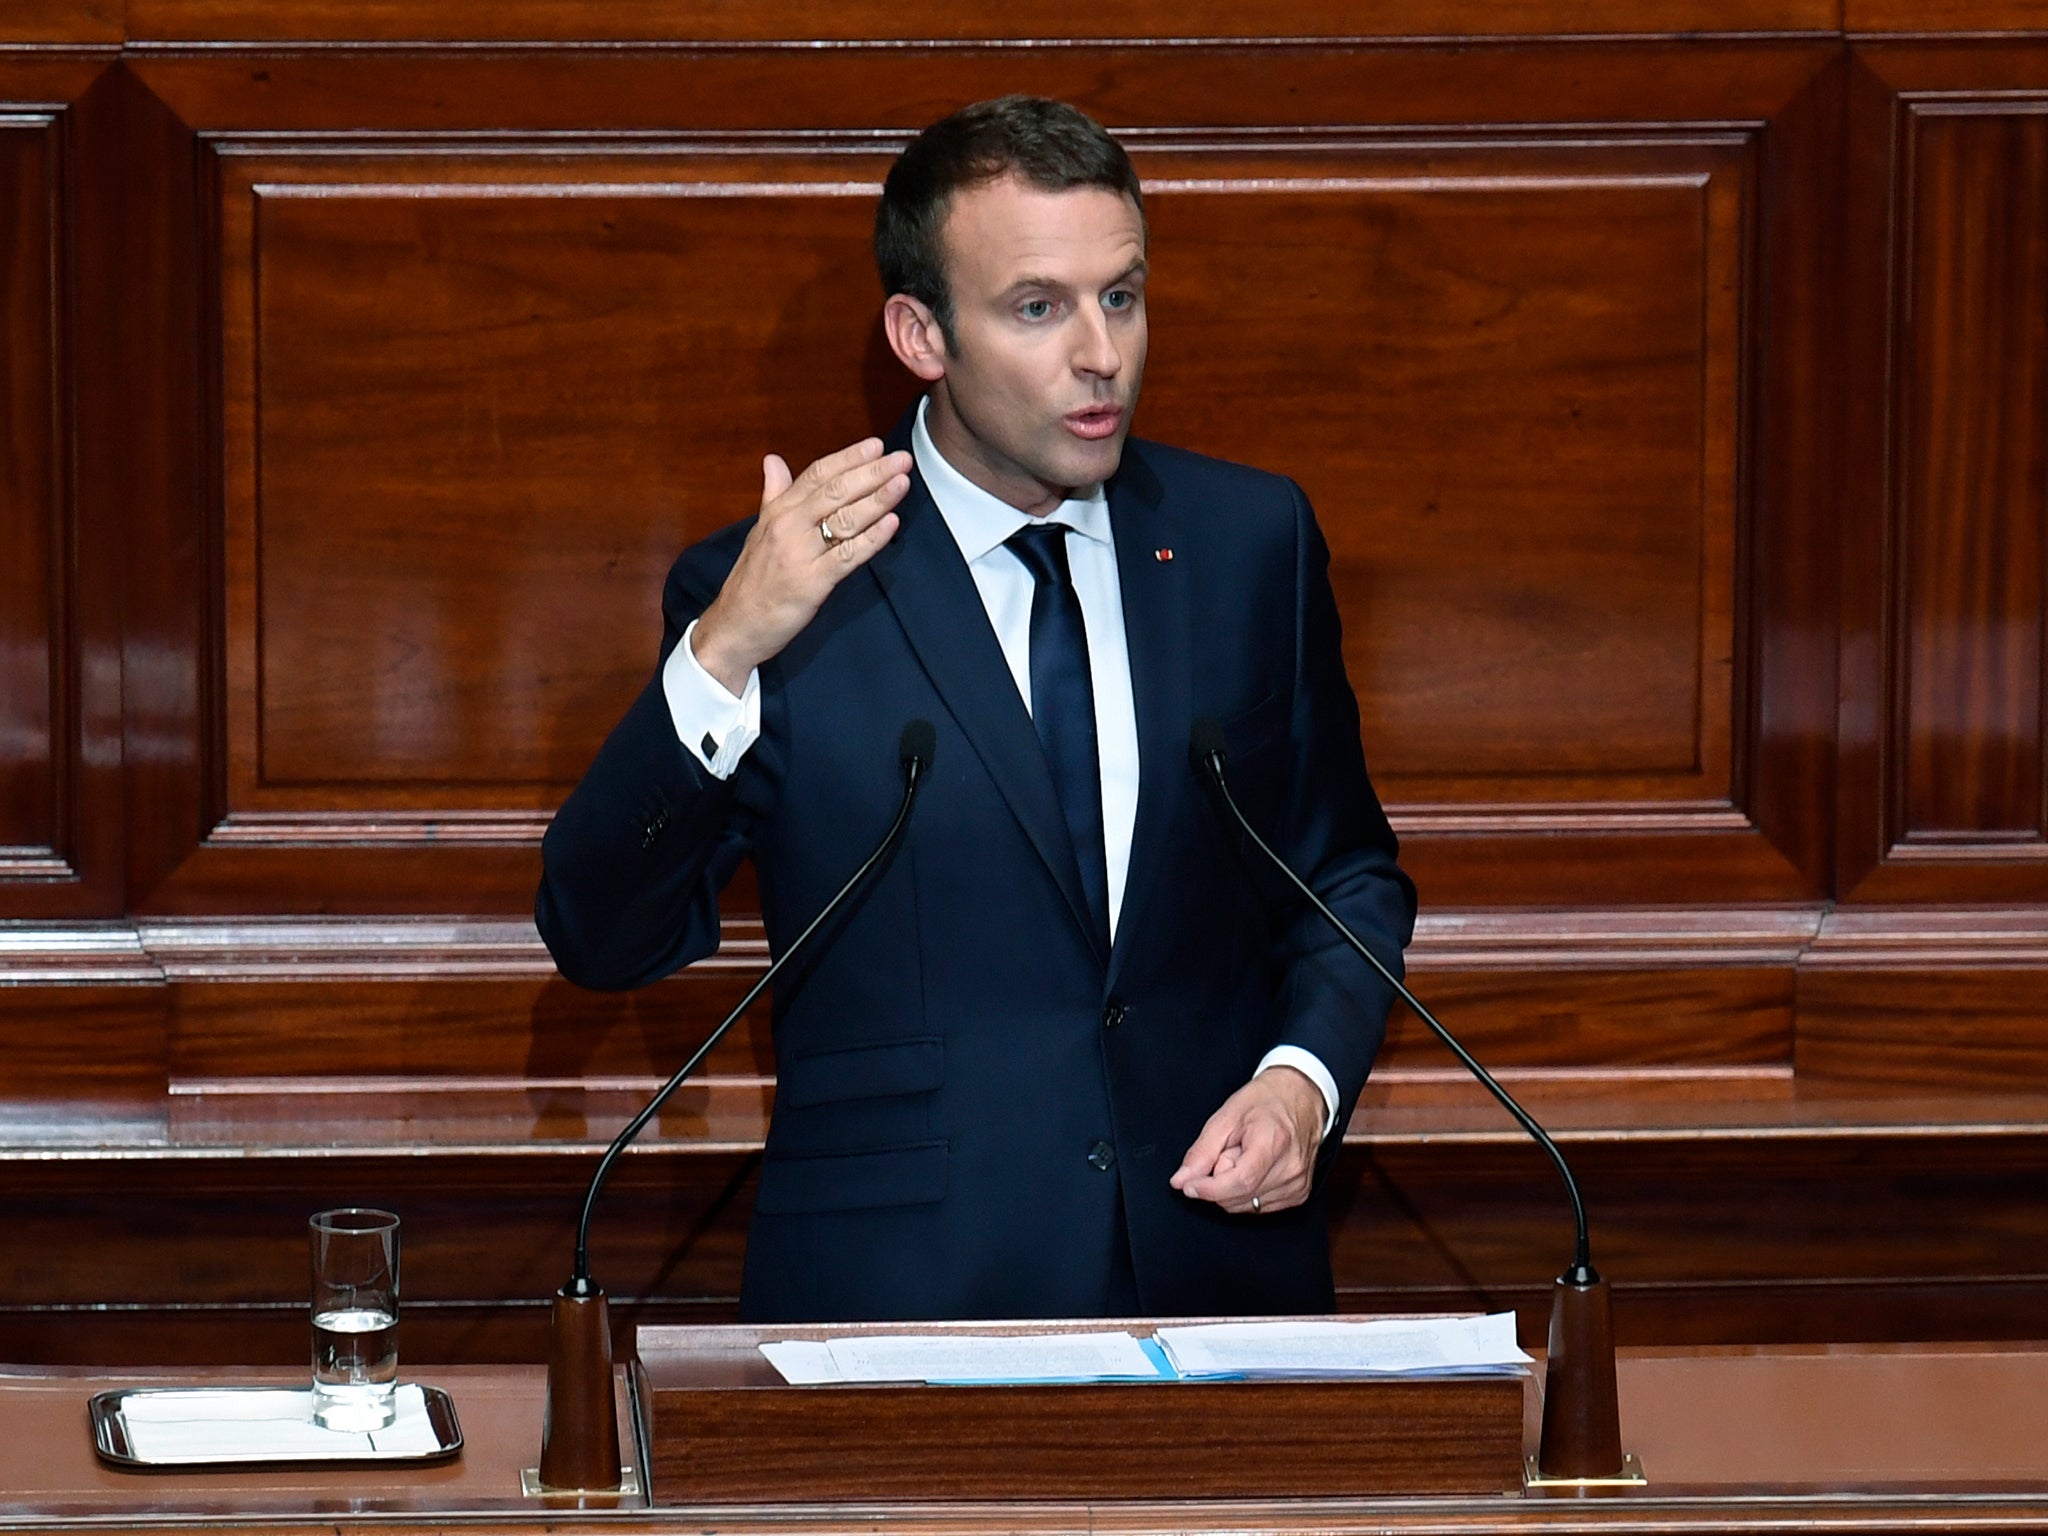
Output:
left=660, top=397, right=1339, bottom=1134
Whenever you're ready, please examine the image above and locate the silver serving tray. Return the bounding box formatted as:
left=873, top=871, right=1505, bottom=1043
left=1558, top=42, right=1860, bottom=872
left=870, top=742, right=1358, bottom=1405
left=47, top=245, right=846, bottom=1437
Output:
left=89, top=1383, right=462, bottom=1469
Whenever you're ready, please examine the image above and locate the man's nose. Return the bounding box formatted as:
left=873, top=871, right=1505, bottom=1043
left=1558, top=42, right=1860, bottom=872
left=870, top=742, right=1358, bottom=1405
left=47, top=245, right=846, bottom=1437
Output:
left=1072, top=306, right=1122, bottom=378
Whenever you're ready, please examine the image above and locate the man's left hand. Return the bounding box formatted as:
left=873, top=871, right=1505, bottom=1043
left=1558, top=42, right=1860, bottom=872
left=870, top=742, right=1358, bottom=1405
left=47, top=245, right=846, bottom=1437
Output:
left=1169, top=1066, right=1326, bottom=1214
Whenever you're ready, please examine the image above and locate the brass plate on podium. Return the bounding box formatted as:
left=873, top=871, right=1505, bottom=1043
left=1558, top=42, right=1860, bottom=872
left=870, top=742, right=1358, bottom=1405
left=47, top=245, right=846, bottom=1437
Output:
left=633, top=1321, right=1527, bottom=1504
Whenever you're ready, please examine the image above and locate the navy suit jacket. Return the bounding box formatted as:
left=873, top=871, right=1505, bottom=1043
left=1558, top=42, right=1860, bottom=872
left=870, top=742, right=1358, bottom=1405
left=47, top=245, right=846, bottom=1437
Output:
left=537, top=409, right=1416, bottom=1322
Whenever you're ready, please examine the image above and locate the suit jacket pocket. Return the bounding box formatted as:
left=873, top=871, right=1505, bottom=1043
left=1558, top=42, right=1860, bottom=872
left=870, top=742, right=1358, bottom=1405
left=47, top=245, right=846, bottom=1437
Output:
left=1218, top=691, right=1288, bottom=764
left=778, top=1037, right=943, bottom=1109
left=753, top=1140, right=949, bottom=1215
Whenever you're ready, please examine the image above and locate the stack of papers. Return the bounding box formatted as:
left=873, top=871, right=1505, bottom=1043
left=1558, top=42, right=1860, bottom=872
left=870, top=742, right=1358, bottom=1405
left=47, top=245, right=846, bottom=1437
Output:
left=758, top=1313, right=1529, bottom=1386
left=1154, top=1312, right=1531, bottom=1379
left=760, top=1331, right=1165, bottom=1385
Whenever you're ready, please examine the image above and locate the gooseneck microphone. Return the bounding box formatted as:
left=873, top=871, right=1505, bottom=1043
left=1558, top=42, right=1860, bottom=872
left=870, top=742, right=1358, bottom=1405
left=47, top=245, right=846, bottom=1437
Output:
left=536, top=720, right=936, bottom=1493
left=1189, top=718, right=1630, bottom=1483
left=569, top=717, right=934, bottom=1292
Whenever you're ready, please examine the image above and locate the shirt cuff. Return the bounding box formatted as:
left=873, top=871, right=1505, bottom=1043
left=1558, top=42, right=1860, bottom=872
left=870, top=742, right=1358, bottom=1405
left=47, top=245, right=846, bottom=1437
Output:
left=662, top=619, right=761, bottom=779
left=1257, top=1046, right=1341, bottom=1141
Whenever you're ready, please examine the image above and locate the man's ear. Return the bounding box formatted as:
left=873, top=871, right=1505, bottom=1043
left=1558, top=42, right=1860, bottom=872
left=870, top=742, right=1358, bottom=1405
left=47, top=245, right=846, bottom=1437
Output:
left=883, top=293, right=948, bottom=383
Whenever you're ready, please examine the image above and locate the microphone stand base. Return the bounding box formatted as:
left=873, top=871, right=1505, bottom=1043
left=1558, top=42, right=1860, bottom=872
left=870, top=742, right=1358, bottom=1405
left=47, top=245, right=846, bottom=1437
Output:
left=520, top=1465, right=643, bottom=1500
left=536, top=1283, right=625, bottom=1494
left=1523, top=1452, right=1646, bottom=1491
left=1535, top=1269, right=1629, bottom=1481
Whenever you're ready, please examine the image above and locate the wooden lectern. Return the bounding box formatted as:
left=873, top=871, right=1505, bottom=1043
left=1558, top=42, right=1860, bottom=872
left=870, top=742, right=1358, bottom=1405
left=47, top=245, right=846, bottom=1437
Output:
left=630, top=1320, right=1527, bottom=1504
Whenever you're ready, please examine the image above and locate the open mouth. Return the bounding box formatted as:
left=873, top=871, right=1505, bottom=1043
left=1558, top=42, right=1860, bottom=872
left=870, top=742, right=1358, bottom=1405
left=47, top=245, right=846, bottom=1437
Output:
left=1066, top=405, right=1124, bottom=441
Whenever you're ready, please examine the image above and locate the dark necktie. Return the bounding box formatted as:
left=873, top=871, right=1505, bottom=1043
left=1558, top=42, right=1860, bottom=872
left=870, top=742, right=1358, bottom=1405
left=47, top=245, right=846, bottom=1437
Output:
left=1006, top=522, right=1109, bottom=949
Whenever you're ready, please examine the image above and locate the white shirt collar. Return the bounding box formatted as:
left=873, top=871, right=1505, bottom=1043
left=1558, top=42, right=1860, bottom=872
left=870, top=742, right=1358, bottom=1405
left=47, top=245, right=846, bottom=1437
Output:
left=911, top=395, right=1113, bottom=565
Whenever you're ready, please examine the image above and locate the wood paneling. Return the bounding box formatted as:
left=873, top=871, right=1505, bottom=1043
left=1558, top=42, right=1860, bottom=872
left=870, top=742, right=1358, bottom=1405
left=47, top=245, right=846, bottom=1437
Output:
left=1840, top=52, right=2048, bottom=900
left=0, top=988, right=163, bottom=1106
left=220, top=150, right=908, bottom=817
left=15, top=7, right=2048, bottom=1368
left=127, top=43, right=1836, bottom=137
left=0, top=59, right=126, bottom=918
left=169, top=977, right=774, bottom=1083
left=14, top=1100, right=2048, bottom=1365
left=179, top=118, right=1809, bottom=908
left=121, top=0, right=1842, bottom=45
left=1899, top=107, right=2048, bottom=844
left=0, top=2, right=120, bottom=44
left=1138, top=144, right=1744, bottom=809
left=1798, top=908, right=2048, bottom=1090
left=1849, top=0, right=2048, bottom=29
left=213, top=139, right=1752, bottom=822
left=0, top=113, right=63, bottom=882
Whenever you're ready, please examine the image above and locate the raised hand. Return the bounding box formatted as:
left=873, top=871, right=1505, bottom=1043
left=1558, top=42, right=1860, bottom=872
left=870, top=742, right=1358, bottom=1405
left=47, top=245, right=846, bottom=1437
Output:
left=690, top=438, right=913, bottom=693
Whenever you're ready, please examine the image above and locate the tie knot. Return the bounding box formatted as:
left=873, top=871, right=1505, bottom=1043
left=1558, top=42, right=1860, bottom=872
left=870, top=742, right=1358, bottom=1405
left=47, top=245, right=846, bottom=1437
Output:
left=1006, top=521, right=1074, bottom=587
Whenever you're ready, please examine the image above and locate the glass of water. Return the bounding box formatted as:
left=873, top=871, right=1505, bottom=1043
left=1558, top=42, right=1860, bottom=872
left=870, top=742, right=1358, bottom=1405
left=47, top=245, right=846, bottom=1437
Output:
left=308, top=1208, right=400, bottom=1431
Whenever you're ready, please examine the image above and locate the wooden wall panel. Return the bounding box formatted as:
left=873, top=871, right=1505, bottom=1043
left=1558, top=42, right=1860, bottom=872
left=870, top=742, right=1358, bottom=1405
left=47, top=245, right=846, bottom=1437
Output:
left=1796, top=908, right=2048, bottom=1090
left=121, top=0, right=1841, bottom=45
left=1899, top=108, right=2048, bottom=845
left=0, top=58, right=124, bottom=917
left=17, top=1112, right=2048, bottom=1365
left=0, top=115, right=64, bottom=883
left=170, top=114, right=1811, bottom=910
left=0, top=3, right=119, bottom=44
left=221, top=151, right=909, bottom=821
left=1840, top=49, right=2048, bottom=900
left=1849, top=0, right=2048, bottom=28
left=1140, top=145, right=1742, bottom=808
left=125, top=43, right=1835, bottom=138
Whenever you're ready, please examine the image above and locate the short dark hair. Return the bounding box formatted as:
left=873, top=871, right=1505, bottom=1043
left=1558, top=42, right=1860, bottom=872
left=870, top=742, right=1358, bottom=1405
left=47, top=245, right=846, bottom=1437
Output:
left=875, top=95, right=1145, bottom=344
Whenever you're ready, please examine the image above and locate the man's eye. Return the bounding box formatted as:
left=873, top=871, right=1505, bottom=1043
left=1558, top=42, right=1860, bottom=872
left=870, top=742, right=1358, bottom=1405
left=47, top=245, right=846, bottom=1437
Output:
left=1104, top=289, right=1135, bottom=311
left=1019, top=299, right=1053, bottom=320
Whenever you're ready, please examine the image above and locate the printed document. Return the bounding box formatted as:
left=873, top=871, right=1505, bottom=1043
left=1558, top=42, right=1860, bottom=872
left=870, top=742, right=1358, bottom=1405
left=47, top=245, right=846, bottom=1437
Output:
left=760, top=1330, right=1163, bottom=1385
left=1154, top=1312, right=1530, bottom=1378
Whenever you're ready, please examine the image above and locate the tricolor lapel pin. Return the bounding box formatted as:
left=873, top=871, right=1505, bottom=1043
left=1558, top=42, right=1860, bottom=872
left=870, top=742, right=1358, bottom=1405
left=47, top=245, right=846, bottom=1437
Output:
left=1154, top=548, right=1174, bottom=562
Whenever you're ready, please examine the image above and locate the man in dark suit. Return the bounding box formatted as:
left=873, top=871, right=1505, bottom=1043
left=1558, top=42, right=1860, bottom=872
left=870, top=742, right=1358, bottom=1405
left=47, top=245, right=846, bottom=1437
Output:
left=537, top=96, right=1415, bottom=1322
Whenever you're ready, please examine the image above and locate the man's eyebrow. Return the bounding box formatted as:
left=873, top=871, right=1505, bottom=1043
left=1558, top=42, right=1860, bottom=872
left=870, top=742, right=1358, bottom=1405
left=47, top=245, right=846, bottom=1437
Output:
left=1002, top=274, right=1074, bottom=298
left=1000, top=258, right=1149, bottom=299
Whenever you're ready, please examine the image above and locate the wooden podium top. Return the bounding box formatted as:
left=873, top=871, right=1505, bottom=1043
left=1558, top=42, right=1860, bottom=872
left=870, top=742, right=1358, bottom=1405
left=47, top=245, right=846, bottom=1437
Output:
left=1, top=1340, right=2047, bottom=1532
left=1612, top=1341, right=2048, bottom=1492
left=0, top=1363, right=638, bottom=1519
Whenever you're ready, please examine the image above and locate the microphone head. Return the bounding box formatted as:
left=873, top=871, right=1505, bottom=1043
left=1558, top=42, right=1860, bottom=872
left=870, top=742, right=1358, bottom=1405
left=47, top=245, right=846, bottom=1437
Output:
left=899, top=719, right=937, bottom=770
left=1189, top=717, right=1228, bottom=777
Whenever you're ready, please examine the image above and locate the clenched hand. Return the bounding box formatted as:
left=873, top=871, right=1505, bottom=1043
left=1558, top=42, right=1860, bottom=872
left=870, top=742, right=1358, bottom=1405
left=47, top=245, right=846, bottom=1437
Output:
left=1170, top=1066, right=1327, bottom=1215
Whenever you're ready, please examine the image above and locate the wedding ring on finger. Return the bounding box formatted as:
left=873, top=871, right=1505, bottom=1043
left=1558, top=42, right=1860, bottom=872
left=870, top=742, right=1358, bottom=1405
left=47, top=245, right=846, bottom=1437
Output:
left=818, top=517, right=839, bottom=547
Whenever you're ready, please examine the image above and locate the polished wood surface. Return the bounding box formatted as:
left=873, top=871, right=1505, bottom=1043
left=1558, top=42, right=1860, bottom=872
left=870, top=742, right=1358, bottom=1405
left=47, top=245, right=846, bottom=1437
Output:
left=5, top=1345, right=2048, bottom=1532
left=0, top=1363, right=638, bottom=1516
left=0, top=113, right=59, bottom=884
left=115, top=0, right=1845, bottom=43
left=1898, top=108, right=2048, bottom=844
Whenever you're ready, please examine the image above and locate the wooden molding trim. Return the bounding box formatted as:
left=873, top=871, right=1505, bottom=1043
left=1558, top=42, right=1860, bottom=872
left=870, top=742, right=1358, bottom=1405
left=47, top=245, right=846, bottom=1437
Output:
left=0, top=907, right=1844, bottom=981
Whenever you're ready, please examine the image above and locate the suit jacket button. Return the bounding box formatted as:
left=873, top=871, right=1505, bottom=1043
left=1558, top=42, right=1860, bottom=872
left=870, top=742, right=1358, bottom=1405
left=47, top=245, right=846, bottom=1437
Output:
left=1087, top=1140, right=1115, bottom=1172
left=1101, top=1001, right=1126, bottom=1030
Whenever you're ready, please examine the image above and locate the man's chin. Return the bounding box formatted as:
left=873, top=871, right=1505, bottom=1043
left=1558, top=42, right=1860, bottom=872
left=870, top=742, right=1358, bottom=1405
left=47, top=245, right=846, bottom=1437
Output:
left=1054, top=430, right=1130, bottom=491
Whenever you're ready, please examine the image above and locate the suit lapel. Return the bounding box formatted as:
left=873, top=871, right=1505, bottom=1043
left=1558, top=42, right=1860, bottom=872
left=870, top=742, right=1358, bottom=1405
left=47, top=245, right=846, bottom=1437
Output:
left=1104, top=448, right=1189, bottom=992
left=865, top=450, right=1109, bottom=966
